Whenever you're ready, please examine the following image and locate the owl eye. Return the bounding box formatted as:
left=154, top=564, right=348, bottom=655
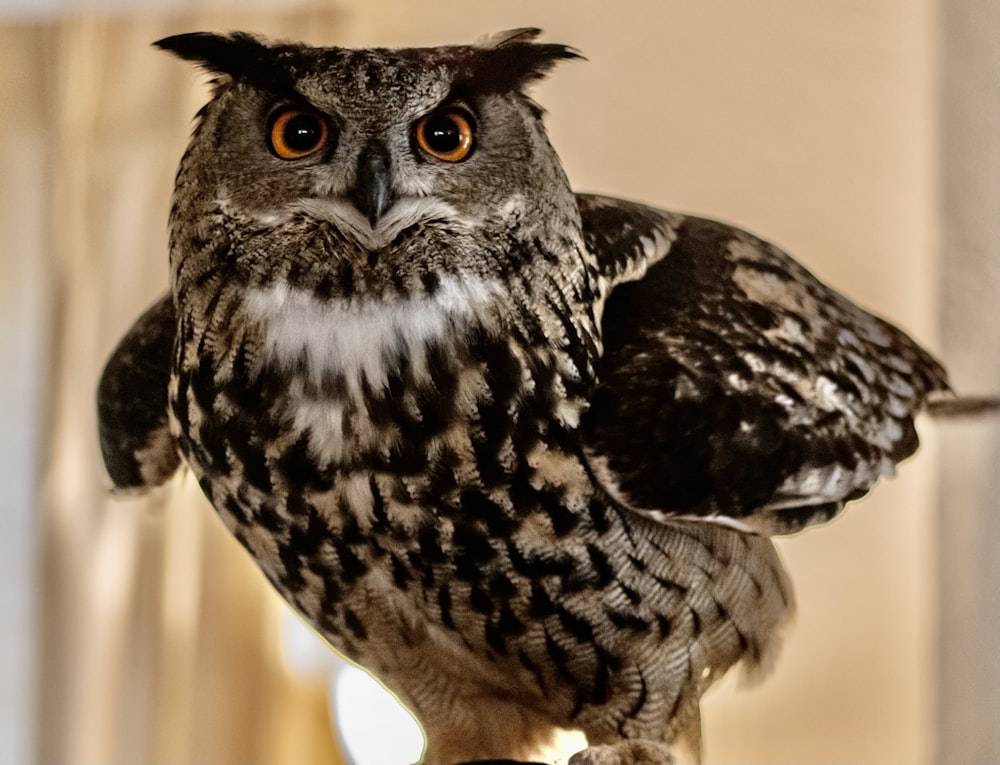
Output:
left=415, top=110, right=475, bottom=162
left=268, top=106, right=332, bottom=160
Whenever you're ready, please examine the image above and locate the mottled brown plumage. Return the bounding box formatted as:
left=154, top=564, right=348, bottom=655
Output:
left=98, top=30, right=953, bottom=764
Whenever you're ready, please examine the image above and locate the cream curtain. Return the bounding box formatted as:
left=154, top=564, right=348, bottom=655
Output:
left=33, top=8, right=346, bottom=765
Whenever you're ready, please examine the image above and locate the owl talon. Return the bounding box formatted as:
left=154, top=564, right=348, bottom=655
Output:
left=449, top=760, right=548, bottom=765
left=567, top=742, right=675, bottom=765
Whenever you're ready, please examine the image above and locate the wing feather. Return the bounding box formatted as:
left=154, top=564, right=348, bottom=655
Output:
left=578, top=195, right=949, bottom=535
left=97, top=293, right=181, bottom=492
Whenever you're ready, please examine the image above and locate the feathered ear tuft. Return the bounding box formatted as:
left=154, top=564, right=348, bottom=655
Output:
left=154, top=32, right=269, bottom=75
left=154, top=31, right=298, bottom=92
left=463, top=28, right=583, bottom=92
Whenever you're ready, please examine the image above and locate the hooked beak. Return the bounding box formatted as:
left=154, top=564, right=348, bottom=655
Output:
left=351, top=142, right=394, bottom=227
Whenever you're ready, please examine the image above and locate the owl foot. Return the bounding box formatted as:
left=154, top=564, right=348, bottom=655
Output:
left=567, top=741, right=674, bottom=765
left=451, top=761, right=548, bottom=765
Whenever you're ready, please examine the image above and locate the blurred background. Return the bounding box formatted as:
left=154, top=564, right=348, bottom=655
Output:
left=1, top=1, right=997, bottom=763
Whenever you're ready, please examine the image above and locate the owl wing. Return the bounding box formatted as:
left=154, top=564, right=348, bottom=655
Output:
left=97, top=293, right=181, bottom=492
left=577, top=193, right=950, bottom=536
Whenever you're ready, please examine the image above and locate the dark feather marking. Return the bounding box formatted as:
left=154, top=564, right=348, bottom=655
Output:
left=417, top=525, right=448, bottom=565
left=369, top=476, right=389, bottom=526
left=543, top=629, right=575, bottom=689
left=655, top=613, right=672, bottom=638
left=437, top=585, right=455, bottom=630
left=540, top=490, right=581, bottom=537
left=228, top=429, right=271, bottom=493
left=342, top=607, right=369, bottom=641
left=626, top=553, right=647, bottom=572
left=585, top=543, right=614, bottom=588
left=190, top=351, right=220, bottom=413
left=194, top=419, right=231, bottom=477
left=470, top=584, right=495, bottom=616
left=557, top=607, right=594, bottom=644
left=488, top=572, right=517, bottom=601
left=278, top=435, right=332, bottom=491
left=591, top=658, right=612, bottom=706
left=484, top=619, right=507, bottom=654
left=518, top=650, right=547, bottom=695
left=461, top=490, right=518, bottom=536
left=607, top=609, right=649, bottom=632
left=223, top=495, right=250, bottom=525
left=194, top=474, right=216, bottom=506
left=390, top=554, right=412, bottom=590
left=255, top=503, right=285, bottom=533
left=586, top=498, right=612, bottom=534
left=320, top=566, right=342, bottom=604
left=689, top=607, right=701, bottom=637
left=335, top=542, right=368, bottom=585
left=278, top=542, right=306, bottom=593
left=454, top=526, right=498, bottom=581
left=623, top=676, right=649, bottom=734
left=285, top=508, right=327, bottom=560
left=337, top=511, right=365, bottom=544
left=497, top=603, right=527, bottom=637
left=618, top=581, right=643, bottom=606
left=529, top=582, right=557, bottom=619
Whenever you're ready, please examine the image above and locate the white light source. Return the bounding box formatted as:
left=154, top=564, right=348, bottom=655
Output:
left=332, top=663, right=425, bottom=765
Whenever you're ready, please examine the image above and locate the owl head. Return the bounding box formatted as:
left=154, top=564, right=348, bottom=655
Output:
left=158, top=29, right=585, bottom=299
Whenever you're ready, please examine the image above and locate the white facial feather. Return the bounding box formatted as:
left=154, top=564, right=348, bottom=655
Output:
left=288, top=196, right=479, bottom=251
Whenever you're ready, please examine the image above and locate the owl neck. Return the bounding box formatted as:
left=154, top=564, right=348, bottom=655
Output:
left=244, top=271, right=502, bottom=391
left=221, top=264, right=598, bottom=473
left=170, top=192, right=603, bottom=473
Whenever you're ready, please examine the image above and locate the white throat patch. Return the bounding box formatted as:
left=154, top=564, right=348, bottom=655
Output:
left=245, top=274, right=501, bottom=394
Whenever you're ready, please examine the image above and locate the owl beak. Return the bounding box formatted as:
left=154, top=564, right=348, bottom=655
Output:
left=351, top=143, right=394, bottom=227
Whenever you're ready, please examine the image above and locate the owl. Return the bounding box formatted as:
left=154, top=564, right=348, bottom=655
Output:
left=97, top=29, right=965, bottom=765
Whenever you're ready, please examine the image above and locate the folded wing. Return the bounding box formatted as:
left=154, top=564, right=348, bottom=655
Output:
left=97, top=293, right=180, bottom=492
left=578, top=194, right=949, bottom=535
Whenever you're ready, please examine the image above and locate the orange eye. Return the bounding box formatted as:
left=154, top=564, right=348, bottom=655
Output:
left=415, top=110, right=475, bottom=162
left=268, top=107, right=332, bottom=160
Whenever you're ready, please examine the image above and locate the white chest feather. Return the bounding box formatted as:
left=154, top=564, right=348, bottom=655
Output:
left=245, top=275, right=500, bottom=393
left=243, top=275, right=501, bottom=466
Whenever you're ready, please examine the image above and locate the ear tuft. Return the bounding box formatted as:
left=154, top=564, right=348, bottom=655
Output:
left=155, top=31, right=266, bottom=73
left=154, top=31, right=298, bottom=92
left=465, top=28, right=583, bottom=92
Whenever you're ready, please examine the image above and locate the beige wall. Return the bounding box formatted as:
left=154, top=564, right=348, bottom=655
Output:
left=7, top=1, right=995, bottom=763
left=938, top=0, right=1000, bottom=761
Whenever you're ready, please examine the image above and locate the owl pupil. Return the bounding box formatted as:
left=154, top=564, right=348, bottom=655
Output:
left=423, top=115, right=461, bottom=152
left=284, top=115, right=322, bottom=151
